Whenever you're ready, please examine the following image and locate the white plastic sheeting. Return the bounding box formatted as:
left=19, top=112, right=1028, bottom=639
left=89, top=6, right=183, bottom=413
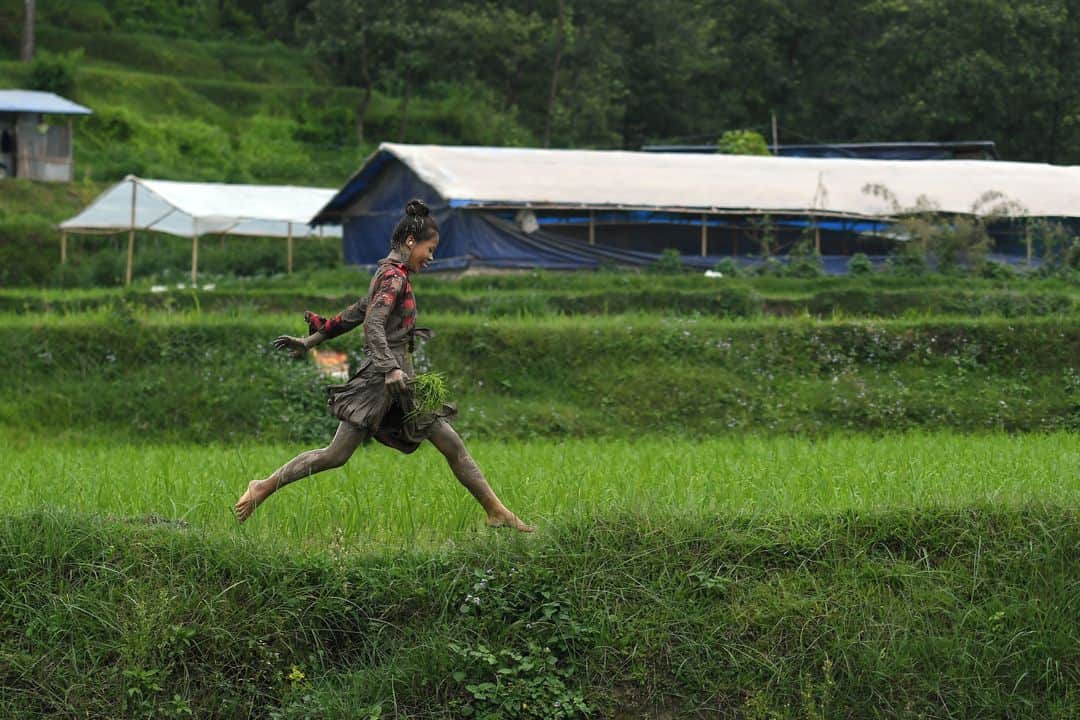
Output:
left=61, top=176, right=342, bottom=237
left=375, top=143, right=1080, bottom=219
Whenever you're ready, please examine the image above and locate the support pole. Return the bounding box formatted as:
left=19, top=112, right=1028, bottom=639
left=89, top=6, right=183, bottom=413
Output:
left=287, top=222, right=294, bottom=275
left=126, top=178, right=136, bottom=285
left=191, top=234, right=199, bottom=284
left=700, top=213, right=708, bottom=257
left=60, top=231, right=67, bottom=264
left=1026, top=226, right=1033, bottom=265
left=588, top=210, right=595, bottom=245
left=814, top=219, right=821, bottom=255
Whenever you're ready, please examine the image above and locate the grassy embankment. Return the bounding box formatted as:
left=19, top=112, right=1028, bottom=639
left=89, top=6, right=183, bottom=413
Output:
left=2, top=274, right=1078, bottom=317
left=2, top=504, right=1077, bottom=718
left=0, top=310, right=1076, bottom=442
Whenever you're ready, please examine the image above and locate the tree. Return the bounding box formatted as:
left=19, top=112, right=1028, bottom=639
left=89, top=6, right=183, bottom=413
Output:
left=542, top=0, right=567, bottom=148
left=717, top=130, right=770, bottom=155
left=20, top=0, right=35, bottom=62
left=301, top=0, right=396, bottom=143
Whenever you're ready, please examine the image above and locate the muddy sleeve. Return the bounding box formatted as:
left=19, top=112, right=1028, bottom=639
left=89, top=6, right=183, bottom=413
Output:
left=363, top=273, right=405, bottom=374
left=303, top=298, right=368, bottom=341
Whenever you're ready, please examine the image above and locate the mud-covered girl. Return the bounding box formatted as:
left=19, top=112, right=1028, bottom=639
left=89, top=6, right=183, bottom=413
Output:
left=234, top=199, right=533, bottom=533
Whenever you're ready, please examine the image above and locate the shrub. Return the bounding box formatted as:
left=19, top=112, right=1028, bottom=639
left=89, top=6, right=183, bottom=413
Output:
left=717, top=129, right=771, bottom=155
left=28, top=50, right=83, bottom=97
left=0, top=216, right=58, bottom=286
left=848, top=253, right=873, bottom=276
left=753, top=256, right=786, bottom=276
left=650, top=248, right=684, bottom=273
left=786, top=238, right=824, bottom=278
left=885, top=247, right=929, bottom=277
left=1066, top=240, right=1080, bottom=272
left=977, top=260, right=1017, bottom=279
left=932, top=217, right=993, bottom=272
left=44, top=2, right=115, bottom=32
left=712, top=257, right=741, bottom=276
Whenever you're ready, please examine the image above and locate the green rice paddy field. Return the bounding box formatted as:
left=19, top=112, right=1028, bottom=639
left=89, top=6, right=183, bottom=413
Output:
left=2, top=280, right=1079, bottom=718
left=2, top=432, right=1078, bottom=551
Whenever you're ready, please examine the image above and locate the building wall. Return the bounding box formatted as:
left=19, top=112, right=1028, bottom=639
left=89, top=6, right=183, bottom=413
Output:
left=10, top=113, right=74, bottom=182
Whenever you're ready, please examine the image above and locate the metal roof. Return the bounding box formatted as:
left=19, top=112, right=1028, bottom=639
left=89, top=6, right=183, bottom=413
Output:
left=0, top=90, right=92, bottom=115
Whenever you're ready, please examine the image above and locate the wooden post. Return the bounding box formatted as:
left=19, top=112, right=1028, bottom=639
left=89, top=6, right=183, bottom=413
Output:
left=814, top=219, right=821, bottom=254
left=1026, top=226, right=1033, bottom=265
left=191, top=234, right=199, bottom=284
left=588, top=210, right=595, bottom=245
left=125, top=178, right=136, bottom=286
left=287, top=222, right=294, bottom=275
left=700, top=213, right=708, bottom=256
left=60, top=231, right=67, bottom=264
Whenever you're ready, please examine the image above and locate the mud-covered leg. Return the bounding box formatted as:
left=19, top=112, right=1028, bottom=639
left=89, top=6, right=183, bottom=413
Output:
left=428, top=420, right=534, bottom=532
left=235, top=421, right=367, bottom=523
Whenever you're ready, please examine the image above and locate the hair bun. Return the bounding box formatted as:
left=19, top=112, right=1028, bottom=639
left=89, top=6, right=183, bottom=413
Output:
left=405, top=199, right=430, bottom=218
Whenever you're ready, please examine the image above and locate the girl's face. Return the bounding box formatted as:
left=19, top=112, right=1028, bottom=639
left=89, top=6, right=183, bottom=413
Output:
left=405, top=233, right=439, bottom=272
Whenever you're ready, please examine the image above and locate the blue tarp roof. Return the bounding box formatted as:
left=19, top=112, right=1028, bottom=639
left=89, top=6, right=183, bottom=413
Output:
left=0, top=90, right=92, bottom=115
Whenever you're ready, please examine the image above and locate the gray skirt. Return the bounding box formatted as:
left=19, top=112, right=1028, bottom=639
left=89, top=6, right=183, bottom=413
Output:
left=326, top=345, right=456, bottom=454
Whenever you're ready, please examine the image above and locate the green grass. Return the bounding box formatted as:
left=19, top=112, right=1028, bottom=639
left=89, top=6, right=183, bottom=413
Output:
left=2, top=310, right=1077, bottom=441
left=2, top=503, right=1078, bottom=718
left=3, top=432, right=1077, bottom=550
left=4, top=275, right=1079, bottom=317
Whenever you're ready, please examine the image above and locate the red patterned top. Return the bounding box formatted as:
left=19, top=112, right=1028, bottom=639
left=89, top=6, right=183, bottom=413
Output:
left=303, top=250, right=417, bottom=374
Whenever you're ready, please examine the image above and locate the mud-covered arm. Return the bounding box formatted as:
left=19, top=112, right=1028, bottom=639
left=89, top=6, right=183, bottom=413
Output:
left=303, top=297, right=368, bottom=341
left=364, top=272, right=405, bottom=374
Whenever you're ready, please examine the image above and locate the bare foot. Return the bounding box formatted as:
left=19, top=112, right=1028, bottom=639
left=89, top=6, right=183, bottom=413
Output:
left=234, top=479, right=273, bottom=523
left=487, top=511, right=535, bottom=533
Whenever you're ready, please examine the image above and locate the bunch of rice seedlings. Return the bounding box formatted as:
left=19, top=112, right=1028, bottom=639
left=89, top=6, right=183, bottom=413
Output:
left=407, top=371, right=450, bottom=419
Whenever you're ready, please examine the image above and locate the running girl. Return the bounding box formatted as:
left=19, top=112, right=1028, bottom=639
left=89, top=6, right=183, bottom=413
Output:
left=234, top=199, right=533, bottom=533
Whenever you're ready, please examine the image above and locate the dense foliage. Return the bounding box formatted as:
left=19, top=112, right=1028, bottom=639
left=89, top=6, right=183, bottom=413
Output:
left=2, top=0, right=1080, bottom=176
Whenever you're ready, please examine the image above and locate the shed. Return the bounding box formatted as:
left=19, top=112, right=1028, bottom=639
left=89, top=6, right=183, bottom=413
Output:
left=0, top=90, right=92, bottom=182
left=312, top=143, right=1080, bottom=271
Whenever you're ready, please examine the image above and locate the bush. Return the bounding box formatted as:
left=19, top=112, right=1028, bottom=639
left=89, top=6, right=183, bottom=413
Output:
left=712, top=258, right=741, bottom=276
left=0, top=216, right=58, bottom=286
left=650, top=248, right=685, bottom=273
left=28, top=49, right=83, bottom=97
left=977, top=260, right=1017, bottom=279
left=1066, top=240, right=1080, bottom=272
left=753, top=256, right=786, bottom=276
left=786, top=239, right=824, bottom=278
left=717, top=129, right=771, bottom=155
left=43, top=2, right=115, bottom=32
left=886, top=248, right=929, bottom=277
left=847, top=253, right=873, bottom=276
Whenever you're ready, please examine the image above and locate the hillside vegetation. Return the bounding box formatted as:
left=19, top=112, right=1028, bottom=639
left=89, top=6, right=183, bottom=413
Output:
left=3, top=0, right=1080, bottom=188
